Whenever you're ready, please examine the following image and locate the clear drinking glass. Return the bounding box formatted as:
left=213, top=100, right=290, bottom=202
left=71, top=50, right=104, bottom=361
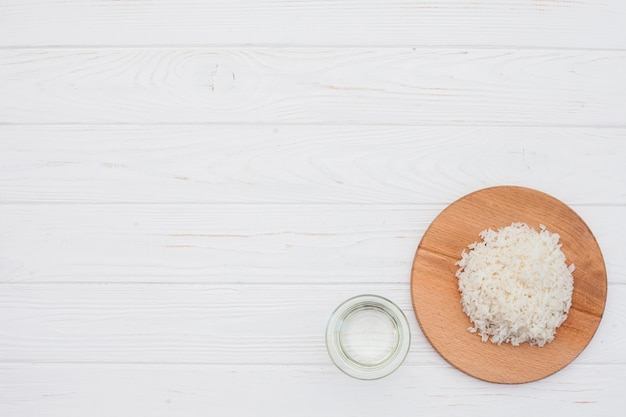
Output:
left=325, top=294, right=411, bottom=380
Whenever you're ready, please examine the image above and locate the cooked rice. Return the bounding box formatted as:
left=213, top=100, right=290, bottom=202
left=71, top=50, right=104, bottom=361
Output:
left=455, top=222, right=574, bottom=347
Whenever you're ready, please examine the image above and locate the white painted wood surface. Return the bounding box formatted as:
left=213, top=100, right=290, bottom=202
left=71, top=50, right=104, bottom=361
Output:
left=2, top=49, right=626, bottom=125
left=1, top=2, right=625, bottom=416
left=1, top=1, right=626, bottom=49
left=0, top=204, right=624, bottom=285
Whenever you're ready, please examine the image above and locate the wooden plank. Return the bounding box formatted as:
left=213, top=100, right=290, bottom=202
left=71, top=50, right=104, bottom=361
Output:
left=1, top=125, right=626, bottom=204
left=0, top=363, right=623, bottom=417
left=0, top=204, right=622, bottom=284
left=2, top=49, right=626, bottom=125
left=0, top=283, right=621, bottom=365
left=1, top=1, right=626, bottom=49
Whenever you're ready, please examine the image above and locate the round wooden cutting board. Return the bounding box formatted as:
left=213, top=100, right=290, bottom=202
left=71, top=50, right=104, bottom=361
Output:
left=410, top=186, right=607, bottom=384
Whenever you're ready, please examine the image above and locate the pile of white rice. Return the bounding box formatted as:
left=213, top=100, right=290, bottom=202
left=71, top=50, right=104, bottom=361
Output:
left=455, top=223, right=574, bottom=347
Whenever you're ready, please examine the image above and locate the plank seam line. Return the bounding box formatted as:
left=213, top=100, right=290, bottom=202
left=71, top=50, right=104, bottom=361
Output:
left=0, top=281, right=623, bottom=286
left=3, top=122, right=626, bottom=129
left=0, top=202, right=624, bottom=207
left=1, top=44, right=626, bottom=52
left=0, top=361, right=618, bottom=366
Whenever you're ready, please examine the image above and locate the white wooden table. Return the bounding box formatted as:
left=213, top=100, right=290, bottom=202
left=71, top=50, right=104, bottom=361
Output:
left=1, top=1, right=625, bottom=416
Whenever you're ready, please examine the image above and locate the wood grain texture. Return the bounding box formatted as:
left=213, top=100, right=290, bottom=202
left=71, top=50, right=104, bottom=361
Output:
left=1, top=125, right=626, bottom=204
left=0, top=204, right=622, bottom=285
left=411, top=187, right=607, bottom=383
left=0, top=283, right=621, bottom=366
left=1, top=0, right=625, bottom=412
left=1, top=363, right=624, bottom=417
left=1, top=1, right=626, bottom=49
left=2, top=49, right=626, bottom=125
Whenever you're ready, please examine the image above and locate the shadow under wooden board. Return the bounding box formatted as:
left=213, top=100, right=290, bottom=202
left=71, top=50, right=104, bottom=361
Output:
left=410, top=186, right=607, bottom=384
